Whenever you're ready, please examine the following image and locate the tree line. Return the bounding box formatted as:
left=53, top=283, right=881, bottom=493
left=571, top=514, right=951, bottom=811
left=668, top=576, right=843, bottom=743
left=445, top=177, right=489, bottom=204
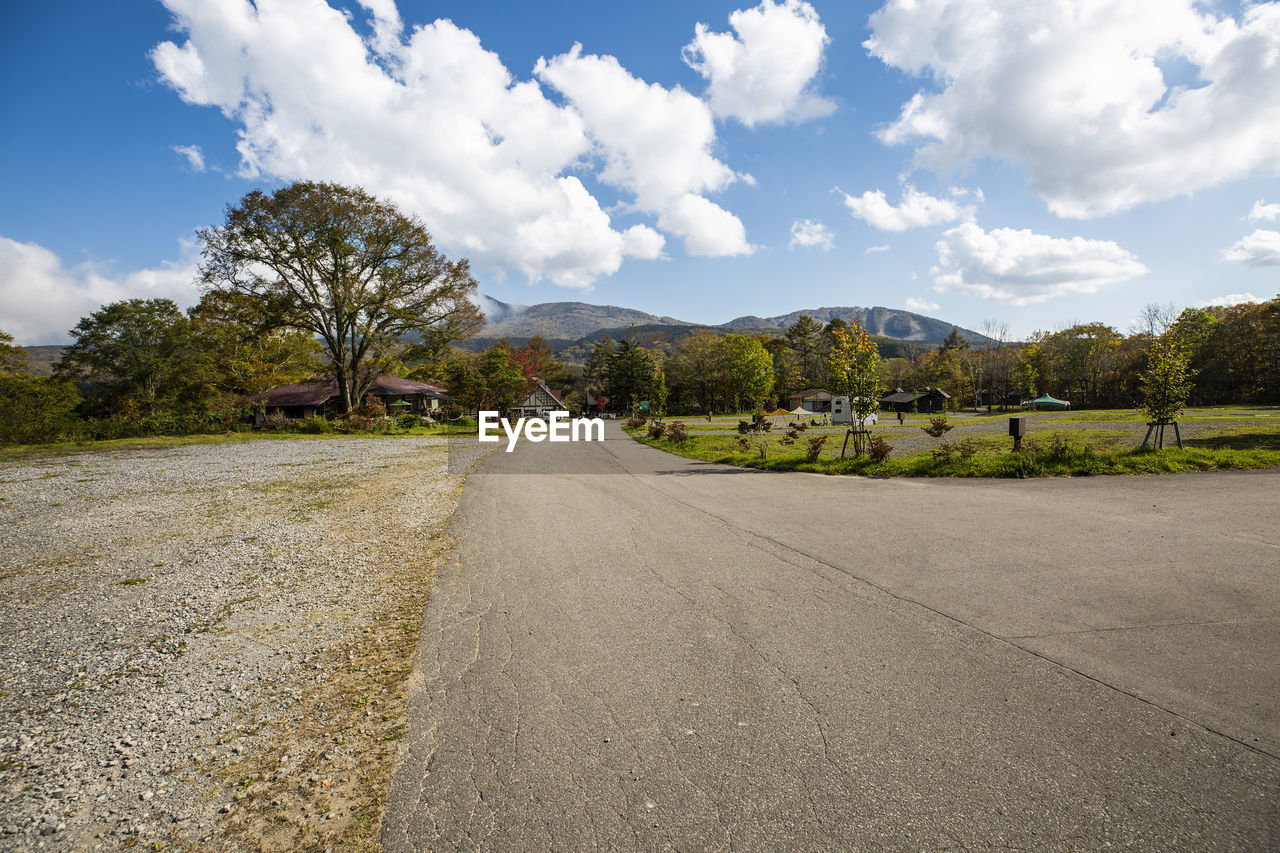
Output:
left=2, top=180, right=1276, bottom=445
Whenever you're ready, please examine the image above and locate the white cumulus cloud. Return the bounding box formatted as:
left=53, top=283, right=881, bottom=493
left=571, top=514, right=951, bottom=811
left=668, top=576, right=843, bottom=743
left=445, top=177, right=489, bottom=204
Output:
left=1221, top=229, right=1280, bottom=266
left=865, top=244, right=890, bottom=254
left=931, top=223, right=1148, bottom=305
left=683, top=0, right=835, bottom=127
left=151, top=1, right=740, bottom=290
left=1248, top=199, right=1280, bottom=222
left=534, top=45, right=753, bottom=258
left=0, top=236, right=199, bottom=344
left=1196, top=292, right=1266, bottom=308
left=789, top=219, right=833, bottom=251
left=865, top=0, right=1280, bottom=218
left=171, top=144, right=205, bottom=172
left=841, top=185, right=974, bottom=231
left=905, top=296, right=940, bottom=312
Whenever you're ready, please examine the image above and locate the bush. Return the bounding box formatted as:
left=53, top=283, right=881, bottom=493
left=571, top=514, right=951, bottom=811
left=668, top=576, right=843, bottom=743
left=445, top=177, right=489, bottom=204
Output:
left=396, top=412, right=419, bottom=430
left=626, top=414, right=648, bottom=429
left=922, top=416, right=954, bottom=438
left=263, top=411, right=290, bottom=432
left=805, top=435, right=828, bottom=462
left=931, top=438, right=978, bottom=464
left=298, top=416, right=333, bottom=434
left=337, top=414, right=373, bottom=432
left=0, top=375, right=84, bottom=444
left=648, top=421, right=666, bottom=439
left=666, top=421, right=689, bottom=444
left=867, top=435, right=893, bottom=462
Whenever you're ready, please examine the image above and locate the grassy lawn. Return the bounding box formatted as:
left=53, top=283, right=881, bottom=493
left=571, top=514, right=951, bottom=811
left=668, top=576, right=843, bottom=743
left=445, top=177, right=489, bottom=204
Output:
left=0, top=421, right=476, bottom=461
left=626, top=414, right=1280, bottom=478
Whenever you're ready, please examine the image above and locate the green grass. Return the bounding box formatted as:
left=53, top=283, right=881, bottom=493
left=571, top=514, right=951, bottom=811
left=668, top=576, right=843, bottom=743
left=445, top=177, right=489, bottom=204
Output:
left=626, top=423, right=1280, bottom=478
left=0, top=422, right=476, bottom=461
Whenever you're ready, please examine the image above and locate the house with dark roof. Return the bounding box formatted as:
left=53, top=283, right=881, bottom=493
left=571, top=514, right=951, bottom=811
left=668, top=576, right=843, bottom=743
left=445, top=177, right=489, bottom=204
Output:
left=879, top=387, right=952, bottom=414
left=786, top=388, right=834, bottom=413
left=512, top=378, right=566, bottom=418
left=251, top=375, right=451, bottom=423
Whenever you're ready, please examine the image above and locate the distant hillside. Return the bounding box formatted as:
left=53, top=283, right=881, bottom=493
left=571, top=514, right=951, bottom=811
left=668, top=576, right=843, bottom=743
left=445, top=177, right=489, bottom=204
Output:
left=14, top=345, right=63, bottom=377
left=720, top=306, right=988, bottom=344
left=475, top=296, right=989, bottom=348
left=478, top=298, right=687, bottom=341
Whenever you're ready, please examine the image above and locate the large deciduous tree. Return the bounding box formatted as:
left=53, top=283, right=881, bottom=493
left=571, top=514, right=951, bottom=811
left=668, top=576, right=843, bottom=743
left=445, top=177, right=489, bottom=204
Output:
left=55, top=298, right=202, bottom=415
left=0, top=330, right=27, bottom=374
left=197, top=181, right=482, bottom=413
left=447, top=345, right=529, bottom=414
left=718, top=334, right=774, bottom=413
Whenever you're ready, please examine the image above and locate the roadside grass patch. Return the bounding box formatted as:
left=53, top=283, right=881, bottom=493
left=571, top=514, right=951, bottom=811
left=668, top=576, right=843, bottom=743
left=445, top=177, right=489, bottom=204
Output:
left=625, top=422, right=1280, bottom=478
left=0, top=423, right=475, bottom=461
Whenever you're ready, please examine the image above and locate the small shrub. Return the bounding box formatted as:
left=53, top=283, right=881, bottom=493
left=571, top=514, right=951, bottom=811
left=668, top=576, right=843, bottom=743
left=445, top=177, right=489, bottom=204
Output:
left=263, top=411, right=290, bottom=432
left=867, top=435, right=893, bottom=462
left=805, top=435, right=828, bottom=462
left=931, top=438, right=978, bottom=464
left=338, top=414, right=373, bottom=431
left=396, top=412, right=419, bottom=430
left=298, top=416, right=333, bottom=434
left=648, top=421, right=667, bottom=439
left=666, top=421, right=689, bottom=443
left=626, top=414, right=648, bottom=429
left=922, top=416, right=954, bottom=438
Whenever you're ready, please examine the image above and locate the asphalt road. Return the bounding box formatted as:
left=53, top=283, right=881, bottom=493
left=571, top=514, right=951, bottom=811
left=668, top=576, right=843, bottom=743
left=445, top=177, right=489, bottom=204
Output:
left=383, top=423, right=1280, bottom=851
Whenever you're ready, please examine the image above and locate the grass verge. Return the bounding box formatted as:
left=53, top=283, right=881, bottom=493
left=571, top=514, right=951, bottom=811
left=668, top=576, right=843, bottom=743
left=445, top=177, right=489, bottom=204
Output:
left=626, top=425, right=1280, bottom=478
left=0, top=423, right=476, bottom=461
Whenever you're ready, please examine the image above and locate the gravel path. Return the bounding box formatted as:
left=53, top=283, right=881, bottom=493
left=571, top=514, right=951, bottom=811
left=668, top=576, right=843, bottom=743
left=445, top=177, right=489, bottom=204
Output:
left=0, top=436, right=487, bottom=851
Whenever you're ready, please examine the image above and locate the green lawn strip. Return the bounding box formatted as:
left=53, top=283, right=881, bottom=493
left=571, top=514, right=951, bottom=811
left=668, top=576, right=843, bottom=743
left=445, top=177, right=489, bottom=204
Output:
left=0, top=423, right=475, bottom=461
left=624, top=425, right=1280, bottom=478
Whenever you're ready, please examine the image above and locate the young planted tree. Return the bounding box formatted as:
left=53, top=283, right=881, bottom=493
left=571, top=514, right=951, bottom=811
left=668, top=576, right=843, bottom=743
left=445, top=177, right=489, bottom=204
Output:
left=198, top=181, right=481, bottom=413
left=1139, top=334, right=1195, bottom=449
left=826, top=322, right=883, bottom=456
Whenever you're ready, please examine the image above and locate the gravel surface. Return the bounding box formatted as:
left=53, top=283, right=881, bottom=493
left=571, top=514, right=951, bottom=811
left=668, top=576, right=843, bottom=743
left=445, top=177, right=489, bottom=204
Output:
left=0, top=436, right=488, bottom=851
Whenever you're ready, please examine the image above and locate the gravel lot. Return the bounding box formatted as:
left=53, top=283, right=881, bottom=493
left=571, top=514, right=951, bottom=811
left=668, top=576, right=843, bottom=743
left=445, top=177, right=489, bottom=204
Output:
left=0, top=436, right=487, bottom=851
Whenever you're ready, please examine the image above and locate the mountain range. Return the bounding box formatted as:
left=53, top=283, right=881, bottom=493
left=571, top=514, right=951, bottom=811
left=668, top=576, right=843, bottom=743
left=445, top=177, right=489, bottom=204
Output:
left=475, top=296, right=988, bottom=348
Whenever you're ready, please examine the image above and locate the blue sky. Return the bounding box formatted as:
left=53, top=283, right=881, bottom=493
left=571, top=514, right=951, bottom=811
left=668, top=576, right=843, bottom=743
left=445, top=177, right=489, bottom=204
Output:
left=2, top=0, right=1278, bottom=343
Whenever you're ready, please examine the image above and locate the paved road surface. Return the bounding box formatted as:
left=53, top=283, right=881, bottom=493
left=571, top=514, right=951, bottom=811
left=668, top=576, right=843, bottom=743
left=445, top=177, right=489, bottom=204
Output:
left=384, top=423, right=1279, bottom=851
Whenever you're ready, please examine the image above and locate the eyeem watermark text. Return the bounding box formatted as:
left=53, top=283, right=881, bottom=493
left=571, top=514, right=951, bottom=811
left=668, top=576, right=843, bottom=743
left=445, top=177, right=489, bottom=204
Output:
left=478, top=411, right=605, bottom=452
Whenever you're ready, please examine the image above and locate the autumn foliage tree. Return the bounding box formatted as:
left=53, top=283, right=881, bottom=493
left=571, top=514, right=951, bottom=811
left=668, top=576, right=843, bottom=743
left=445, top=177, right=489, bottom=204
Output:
left=826, top=322, right=883, bottom=456
left=197, top=181, right=481, bottom=413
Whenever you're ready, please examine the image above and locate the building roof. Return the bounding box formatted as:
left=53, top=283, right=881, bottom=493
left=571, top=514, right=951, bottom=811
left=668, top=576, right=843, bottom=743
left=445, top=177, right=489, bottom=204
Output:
left=519, top=378, right=565, bottom=407
left=255, top=375, right=451, bottom=407
left=881, top=387, right=953, bottom=404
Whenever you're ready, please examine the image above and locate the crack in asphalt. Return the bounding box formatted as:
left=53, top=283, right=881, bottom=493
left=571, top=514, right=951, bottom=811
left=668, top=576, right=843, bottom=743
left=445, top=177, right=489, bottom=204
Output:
left=600, top=438, right=1280, bottom=764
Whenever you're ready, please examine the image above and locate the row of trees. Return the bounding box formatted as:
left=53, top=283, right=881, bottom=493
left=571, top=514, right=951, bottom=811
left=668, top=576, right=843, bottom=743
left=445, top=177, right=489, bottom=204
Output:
left=2, top=181, right=483, bottom=442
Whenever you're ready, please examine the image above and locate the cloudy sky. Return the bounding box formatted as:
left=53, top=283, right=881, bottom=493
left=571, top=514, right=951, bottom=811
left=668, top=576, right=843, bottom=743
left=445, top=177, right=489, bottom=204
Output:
left=2, top=0, right=1279, bottom=343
